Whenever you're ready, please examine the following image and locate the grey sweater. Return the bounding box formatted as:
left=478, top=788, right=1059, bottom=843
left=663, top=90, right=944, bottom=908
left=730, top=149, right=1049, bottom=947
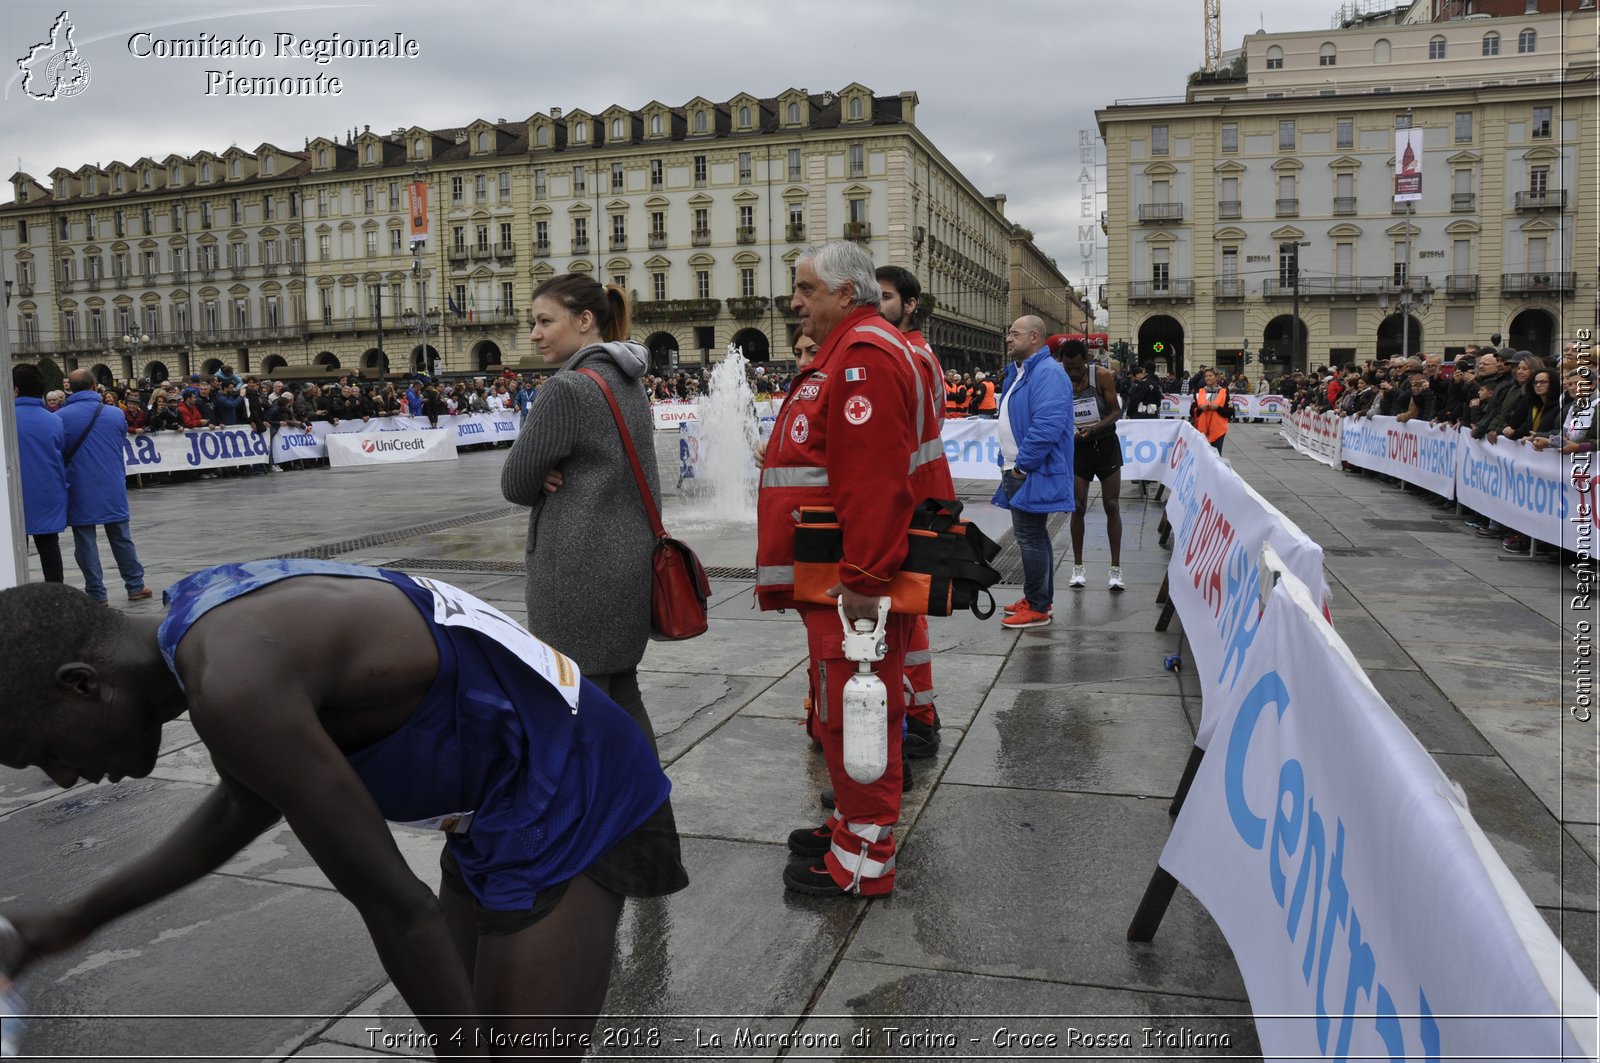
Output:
left=501, top=340, right=660, bottom=675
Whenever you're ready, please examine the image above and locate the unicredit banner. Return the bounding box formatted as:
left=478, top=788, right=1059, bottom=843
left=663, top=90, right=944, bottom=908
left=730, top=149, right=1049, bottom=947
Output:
left=263, top=414, right=517, bottom=466
left=325, top=428, right=457, bottom=467
left=1159, top=560, right=1597, bottom=1059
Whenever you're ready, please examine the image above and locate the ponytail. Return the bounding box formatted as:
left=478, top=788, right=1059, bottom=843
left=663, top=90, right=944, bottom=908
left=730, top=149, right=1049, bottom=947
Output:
left=603, top=284, right=630, bottom=342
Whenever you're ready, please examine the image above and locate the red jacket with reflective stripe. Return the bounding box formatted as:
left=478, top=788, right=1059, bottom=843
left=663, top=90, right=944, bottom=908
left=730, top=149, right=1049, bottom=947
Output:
left=756, top=306, right=920, bottom=610
left=899, top=329, right=956, bottom=500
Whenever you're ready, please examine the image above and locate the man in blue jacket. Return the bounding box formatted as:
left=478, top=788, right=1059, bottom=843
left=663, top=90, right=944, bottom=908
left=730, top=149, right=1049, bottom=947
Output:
left=12, top=364, right=69, bottom=583
left=58, top=369, right=151, bottom=604
left=991, top=316, right=1075, bottom=629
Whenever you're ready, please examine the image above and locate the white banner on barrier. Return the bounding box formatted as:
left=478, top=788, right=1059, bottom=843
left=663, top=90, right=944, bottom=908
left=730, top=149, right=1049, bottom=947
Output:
left=1340, top=415, right=1460, bottom=498
left=653, top=400, right=700, bottom=431
left=267, top=414, right=516, bottom=465
left=940, top=418, right=1001, bottom=479
left=325, top=429, right=457, bottom=467
left=1116, top=419, right=1182, bottom=483
left=123, top=426, right=271, bottom=473
left=1282, top=409, right=1343, bottom=468
left=1160, top=563, right=1597, bottom=1060
left=1455, top=430, right=1587, bottom=550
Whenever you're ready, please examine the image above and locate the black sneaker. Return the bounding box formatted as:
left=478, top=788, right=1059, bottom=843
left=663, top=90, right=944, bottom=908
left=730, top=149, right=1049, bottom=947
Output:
left=787, top=823, right=833, bottom=858
left=904, top=716, right=941, bottom=759
left=783, top=855, right=847, bottom=896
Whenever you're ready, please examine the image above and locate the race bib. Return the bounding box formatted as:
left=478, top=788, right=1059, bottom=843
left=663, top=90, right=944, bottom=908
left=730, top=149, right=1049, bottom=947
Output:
left=411, top=576, right=582, bottom=711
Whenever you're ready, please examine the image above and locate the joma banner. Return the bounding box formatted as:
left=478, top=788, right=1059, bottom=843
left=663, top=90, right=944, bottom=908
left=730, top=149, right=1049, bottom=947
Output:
left=1160, top=561, right=1597, bottom=1060
left=123, top=426, right=271, bottom=473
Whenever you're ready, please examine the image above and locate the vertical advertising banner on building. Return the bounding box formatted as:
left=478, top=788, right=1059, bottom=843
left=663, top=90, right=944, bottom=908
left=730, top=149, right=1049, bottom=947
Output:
left=408, top=180, right=429, bottom=244
left=1394, top=128, right=1423, bottom=202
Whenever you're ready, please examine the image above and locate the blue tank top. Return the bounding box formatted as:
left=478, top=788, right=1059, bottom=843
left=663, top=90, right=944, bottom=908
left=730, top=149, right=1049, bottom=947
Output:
left=158, top=560, right=670, bottom=910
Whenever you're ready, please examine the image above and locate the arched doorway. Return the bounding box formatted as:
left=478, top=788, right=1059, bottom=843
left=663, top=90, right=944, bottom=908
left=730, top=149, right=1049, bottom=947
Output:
left=1374, top=313, right=1422, bottom=362
left=645, top=331, right=678, bottom=374
left=474, top=340, right=503, bottom=372
left=90, top=363, right=114, bottom=388
left=144, top=360, right=170, bottom=386
left=314, top=351, right=341, bottom=371
left=411, top=345, right=440, bottom=375
left=1508, top=308, right=1557, bottom=362
left=1263, top=315, right=1310, bottom=372
left=361, top=348, right=390, bottom=377
left=1137, top=315, right=1186, bottom=375
left=201, top=357, right=224, bottom=376
left=261, top=354, right=288, bottom=375
left=730, top=327, right=769, bottom=363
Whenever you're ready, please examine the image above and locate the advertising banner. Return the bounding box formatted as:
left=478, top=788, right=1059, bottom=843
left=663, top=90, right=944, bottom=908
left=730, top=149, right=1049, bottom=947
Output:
left=1282, top=408, right=1343, bottom=468
left=265, top=414, right=516, bottom=466
left=1235, top=393, right=1286, bottom=422
left=325, top=428, right=457, bottom=467
left=1116, top=419, right=1184, bottom=483
left=1455, top=430, right=1588, bottom=550
left=408, top=180, right=429, bottom=244
left=1394, top=127, right=1423, bottom=203
left=1340, top=415, right=1459, bottom=498
left=1159, top=394, right=1192, bottom=420
left=653, top=400, right=701, bottom=431
left=122, top=426, right=272, bottom=474
left=1160, top=562, right=1597, bottom=1060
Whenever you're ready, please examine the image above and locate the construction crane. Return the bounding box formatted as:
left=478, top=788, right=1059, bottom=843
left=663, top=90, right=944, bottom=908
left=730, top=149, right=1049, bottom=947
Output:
left=1204, top=0, right=1222, bottom=70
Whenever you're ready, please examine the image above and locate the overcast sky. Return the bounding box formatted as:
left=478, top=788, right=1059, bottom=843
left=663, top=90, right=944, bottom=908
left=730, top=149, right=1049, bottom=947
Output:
left=2, top=0, right=1325, bottom=305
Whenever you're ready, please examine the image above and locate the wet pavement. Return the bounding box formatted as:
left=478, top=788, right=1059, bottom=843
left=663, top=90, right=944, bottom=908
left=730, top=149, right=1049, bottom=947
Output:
left=0, top=424, right=1590, bottom=1060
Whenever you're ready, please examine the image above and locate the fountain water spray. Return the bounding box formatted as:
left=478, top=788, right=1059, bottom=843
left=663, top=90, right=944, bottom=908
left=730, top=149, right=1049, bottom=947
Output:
left=681, top=343, right=760, bottom=524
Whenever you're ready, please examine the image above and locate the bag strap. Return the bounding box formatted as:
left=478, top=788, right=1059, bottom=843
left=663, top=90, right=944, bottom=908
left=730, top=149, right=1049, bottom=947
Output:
left=62, top=400, right=107, bottom=467
left=574, top=367, right=667, bottom=540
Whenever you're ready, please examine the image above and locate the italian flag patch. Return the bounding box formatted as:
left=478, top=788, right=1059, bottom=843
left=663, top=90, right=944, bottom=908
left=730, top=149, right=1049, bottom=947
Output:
left=843, top=367, right=867, bottom=382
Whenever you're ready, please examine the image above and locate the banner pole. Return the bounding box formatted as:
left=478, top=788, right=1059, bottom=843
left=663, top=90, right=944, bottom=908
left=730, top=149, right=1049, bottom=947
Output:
left=0, top=259, right=31, bottom=589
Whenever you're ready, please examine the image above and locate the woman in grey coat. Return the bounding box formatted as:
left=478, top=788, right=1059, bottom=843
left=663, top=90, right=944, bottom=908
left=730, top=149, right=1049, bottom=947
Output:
left=501, top=273, right=688, bottom=896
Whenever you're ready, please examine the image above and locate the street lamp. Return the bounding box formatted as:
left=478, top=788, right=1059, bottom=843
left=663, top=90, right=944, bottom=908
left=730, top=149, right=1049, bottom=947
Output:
left=1377, top=286, right=1433, bottom=361
left=120, top=328, right=150, bottom=383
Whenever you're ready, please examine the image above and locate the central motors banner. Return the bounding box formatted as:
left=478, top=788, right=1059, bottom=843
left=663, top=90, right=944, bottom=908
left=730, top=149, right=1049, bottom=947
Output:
left=1159, top=563, right=1596, bottom=1059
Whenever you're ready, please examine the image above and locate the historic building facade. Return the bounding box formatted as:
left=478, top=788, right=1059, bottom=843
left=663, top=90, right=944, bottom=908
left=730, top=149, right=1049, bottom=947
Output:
left=1097, top=4, right=1596, bottom=376
left=3, top=84, right=1054, bottom=383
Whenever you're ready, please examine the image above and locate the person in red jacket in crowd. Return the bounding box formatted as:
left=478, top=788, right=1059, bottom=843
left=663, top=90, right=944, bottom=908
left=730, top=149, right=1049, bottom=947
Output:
left=175, top=391, right=207, bottom=430
left=757, top=242, right=921, bottom=898
left=876, top=265, right=954, bottom=761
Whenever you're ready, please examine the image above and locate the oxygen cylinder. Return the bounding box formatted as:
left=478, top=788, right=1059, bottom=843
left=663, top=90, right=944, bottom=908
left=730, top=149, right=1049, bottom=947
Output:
left=840, top=599, right=890, bottom=785
left=0, top=917, right=24, bottom=1059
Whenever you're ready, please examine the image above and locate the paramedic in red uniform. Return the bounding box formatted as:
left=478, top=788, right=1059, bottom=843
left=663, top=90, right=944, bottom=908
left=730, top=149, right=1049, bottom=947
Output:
left=758, top=242, right=921, bottom=897
left=876, top=265, right=954, bottom=760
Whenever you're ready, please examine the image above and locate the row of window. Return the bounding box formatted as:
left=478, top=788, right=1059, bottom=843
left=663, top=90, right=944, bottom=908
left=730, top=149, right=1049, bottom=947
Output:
left=21, top=193, right=304, bottom=246
left=42, top=239, right=309, bottom=284
left=19, top=296, right=298, bottom=346
left=1169, top=162, right=1553, bottom=211
left=1155, top=235, right=1558, bottom=290
left=1263, top=26, right=1538, bottom=69
left=1154, top=104, right=1554, bottom=157
left=51, top=155, right=282, bottom=199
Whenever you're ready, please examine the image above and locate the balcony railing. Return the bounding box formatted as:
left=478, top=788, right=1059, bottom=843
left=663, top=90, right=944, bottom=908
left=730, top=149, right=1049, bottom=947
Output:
left=634, top=298, right=722, bottom=323
left=843, top=221, right=871, bottom=241
left=1217, top=200, right=1241, bottom=219
left=446, top=309, right=519, bottom=328
left=86, top=277, right=101, bottom=291
left=1451, top=192, right=1476, bottom=212
left=288, top=261, right=305, bottom=275
left=495, top=244, right=516, bottom=262
left=1515, top=190, right=1567, bottom=211
left=533, top=241, right=550, bottom=257
left=736, top=225, right=756, bottom=244
left=448, top=247, right=469, bottom=263
left=1128, top=280, right=1194, bottom=300
left=785, top=222, right=805, bottom=242
left=263, top=263, right=279, bottom=276
left=1332, top=197, right=1357, bottom=214
left=648, top=231, right=667, bottom=249
left=14, top=282, right=33, bottom=297
left=114, top=274, right=129, bottom=289
left=471, top=246, right=493, bottom=260
left=1137, top=203, right=1185, bottom=223
left=571, top=240, right=589, bottom=255
left=1445, top=275, right=1479, bottom=295
left=691, top=229, right=711, bottom=247
left=1275, top=198, right=1299, bottom=217
left=727, top=296, right=769, bottom=320
left=1214, top=278, right=1245, bottom=299
left=1501, top=272, right=1576, bottom=295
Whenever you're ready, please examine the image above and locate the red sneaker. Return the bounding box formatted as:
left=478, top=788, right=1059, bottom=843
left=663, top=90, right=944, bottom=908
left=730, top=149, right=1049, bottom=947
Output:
left=1001, top=605, right=1052, bottom=629
left=1003, top=597, right=1030, bottom=615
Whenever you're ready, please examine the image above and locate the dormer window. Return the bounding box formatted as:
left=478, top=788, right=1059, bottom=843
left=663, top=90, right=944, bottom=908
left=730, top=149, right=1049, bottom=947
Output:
left=612, top=118, right=625, bottom=139
left=477, top=132, right=489, bottom=151
left=231, top=159, right=241, bottom=176
left=413, top=137, right=425, bottom=158
left=364, top=143, right=375, bottom=162
left=573, top=122, right=588, bottom=144
left=115, top=174, right=124, bottom=192
left=651, top=114, right=663, bottom=136
left=787, top=102, right=801, bottom=123
left=694, top=110, right=707, bottom=133
left=849, top=97, right=863, bottom=120
left=535, top=126, right=548, bottom=147
left=739, top=105, right=751, bottom=128
left=171, top=167, right=181, bottom=185
left=86, top=175, right=97, bottom=194
left=202, top=163, right=212, bottom=182
left=142, top=170, right=151, bottom=188
left=264, top=156, right=274, bottom=175
left=317, top=149, right=328, bottom=167
left=1483, top=32, right=1500, bottom=55
left=1266, top=44, right=1284, bottom=69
